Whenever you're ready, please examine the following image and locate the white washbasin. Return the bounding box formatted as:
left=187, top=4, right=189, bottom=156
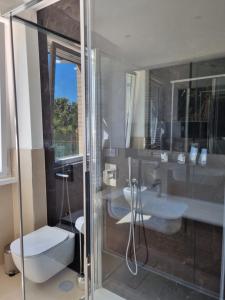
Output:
left=123, top=187, right=188, bottom=220
left=123, top=186, right=147, bottom=204
left=141, top=191, right=188, bottom=220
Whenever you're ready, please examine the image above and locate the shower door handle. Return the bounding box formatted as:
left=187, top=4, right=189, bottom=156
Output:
left=85, top=171, right=91, bottom=258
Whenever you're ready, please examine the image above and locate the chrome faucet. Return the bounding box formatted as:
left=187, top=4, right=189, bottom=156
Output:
left=131, top=178, right=138, bottom=187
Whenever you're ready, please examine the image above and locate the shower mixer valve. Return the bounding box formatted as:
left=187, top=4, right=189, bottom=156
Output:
left=103, top=163, right=117, bottom=187
left=151, top=179, right=162, bottom=197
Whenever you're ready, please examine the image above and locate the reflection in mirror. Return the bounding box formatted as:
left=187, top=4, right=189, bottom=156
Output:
left=125, top=70, right=147, bottom=149
left=126, top=58, right=225, bottom=154
left=171, top=74, right=225, bottom=154
left=147, top=76, right=164, bottom=150
left=125, top=73, right=136, bottom=148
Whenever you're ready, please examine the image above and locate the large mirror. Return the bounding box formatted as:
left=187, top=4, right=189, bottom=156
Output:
left=126, top=58, right=225, bottom=154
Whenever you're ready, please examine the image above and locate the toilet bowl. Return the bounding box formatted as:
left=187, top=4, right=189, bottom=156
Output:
left=10, top=226, right=75, bottom=283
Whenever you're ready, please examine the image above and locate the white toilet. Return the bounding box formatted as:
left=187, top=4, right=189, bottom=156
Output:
left=10, top=226, right=75, bottom=283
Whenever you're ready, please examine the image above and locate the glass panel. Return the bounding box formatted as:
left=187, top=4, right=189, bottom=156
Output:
left=48, top=48, right=82, bottom=161
left=88, top=1, right=225, bottom=299
left=11, top=15, right=85, bottom=300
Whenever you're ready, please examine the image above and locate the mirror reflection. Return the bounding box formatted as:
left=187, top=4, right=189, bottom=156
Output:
left=126, top=58, right=225, bottom=154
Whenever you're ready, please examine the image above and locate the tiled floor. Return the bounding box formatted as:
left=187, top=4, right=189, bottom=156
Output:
left=102, top=252, right=216, bottom=300
left=0, top=253, right=219, bottom=300
left=95, top=288, right=125, bottom=300
left=0, top=265, right=21, bottom=300
left=0, top=265, right=84, bottom=300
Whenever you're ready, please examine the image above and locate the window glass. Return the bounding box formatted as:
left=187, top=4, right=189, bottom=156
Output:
left=49, top=52, right=82, bottom=161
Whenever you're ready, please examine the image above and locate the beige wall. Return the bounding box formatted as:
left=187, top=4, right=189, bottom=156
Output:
left=10, top=18, right=48, bottom=238
left=0, top=147, right=48, bottom=264
left=21, top=149, right=47, bottom=234
left=0, top=13, right=50, bottom=266
left=12, top=149, right=47, bottom=238
left=0, top=17, right=48, bottom=264
left=0, top=150, right=47, bottom=264
left=0, top=185, right=14, bottom=264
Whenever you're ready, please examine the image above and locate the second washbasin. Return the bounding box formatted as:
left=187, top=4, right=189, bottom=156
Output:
left=123, top=187, right=188, bottom=220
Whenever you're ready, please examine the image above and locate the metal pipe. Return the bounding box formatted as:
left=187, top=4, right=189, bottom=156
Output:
left=9, top=15, right=26, bottom=300
left=170, top=83, right=174, bottom=151
left=80, top=0, right=91, bottom=299
left=12, top=16, right=80, bottom=45
left=171, top=73, right=225, bottom=84
left=185, top=88, right=190, bottom=152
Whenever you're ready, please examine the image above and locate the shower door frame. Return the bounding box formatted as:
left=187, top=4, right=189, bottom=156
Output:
left=4, top=0, right=91, bottom=299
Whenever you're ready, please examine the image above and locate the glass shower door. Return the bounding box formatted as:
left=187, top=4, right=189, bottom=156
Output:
left=87, top=1, right=225, bottom=300
left=10, top=14, right=85, bottom=300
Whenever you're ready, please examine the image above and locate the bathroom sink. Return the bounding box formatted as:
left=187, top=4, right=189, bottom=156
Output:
left=123, top=186, right=147, bottom=205
left=141, top=191, right=188, bottom=220
left=123, top=187, right=188, bottom=220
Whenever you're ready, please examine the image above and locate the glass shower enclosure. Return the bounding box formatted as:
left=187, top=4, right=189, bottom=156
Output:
left=87, top=1, right=225, bottom=300
left=7, top=6, right=85, bottom=300
left=3, top=0, right=225, bottom=299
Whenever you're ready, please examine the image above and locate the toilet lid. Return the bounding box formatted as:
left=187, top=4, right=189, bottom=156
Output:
left=10, top=226, right=69, bottom=258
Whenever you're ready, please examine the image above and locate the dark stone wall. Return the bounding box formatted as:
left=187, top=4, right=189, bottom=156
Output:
left=102, top=147, right=224, bottom=295
left=101, top=59, right=225, bottom=295
left=37, top=0, right=83, bottom=226
left=104, top=207, right=222, bottom=294
left=37, top=0, right=80, bottom=42
left=101, top=90, right=225, bottom=296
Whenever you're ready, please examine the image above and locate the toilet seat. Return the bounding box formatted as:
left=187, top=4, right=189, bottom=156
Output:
left=75, top=216, right=84, bottom=234
left=11, top=226, right=69, bottom=258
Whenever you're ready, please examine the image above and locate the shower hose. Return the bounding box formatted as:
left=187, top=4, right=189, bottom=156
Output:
left=125, top=182, right=149, bottom=276
left=125, top=182, right=138, bottom=275
left=125, top=158, right=149, bottom=276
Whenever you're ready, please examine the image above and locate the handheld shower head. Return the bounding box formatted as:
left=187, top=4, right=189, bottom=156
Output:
left=56, top=173, right=69, bottom=179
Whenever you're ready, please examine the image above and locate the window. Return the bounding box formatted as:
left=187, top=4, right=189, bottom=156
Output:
left=0, top=22, right=8, bottom=176
left=48, top=42, right=82, bottom=162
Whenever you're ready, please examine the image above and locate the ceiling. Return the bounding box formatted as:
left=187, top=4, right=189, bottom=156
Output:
left=93, top=0, right=225, bottom=68
left=0, top=0, right=26, bottom=15
left=0, top=0, right=60, bottom=15
left=1, top=0, right=225, bottom=69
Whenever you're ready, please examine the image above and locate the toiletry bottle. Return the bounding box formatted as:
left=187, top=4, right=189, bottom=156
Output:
left=199, top=148, right=207, bottom=166
left=161, top=152, right=168, bottom=163
left=189, top=145, right=198, bottom=165
left=178, top=153, right=185, bottom=164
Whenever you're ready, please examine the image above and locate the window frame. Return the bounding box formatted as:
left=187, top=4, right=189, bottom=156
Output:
left=0, top=22, right=8, bottom=177
left=48, top=41, right=82, bottom=164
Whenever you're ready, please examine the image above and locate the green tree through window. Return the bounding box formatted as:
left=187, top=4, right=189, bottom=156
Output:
left=53, top=97, right=78, bottom=159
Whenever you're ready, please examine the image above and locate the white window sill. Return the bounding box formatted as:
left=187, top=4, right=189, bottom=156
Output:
left=0, top=177, right=17, bottom=186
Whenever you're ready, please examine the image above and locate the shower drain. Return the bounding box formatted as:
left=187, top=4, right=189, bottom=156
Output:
left=58, top=280, right=75, bottom=292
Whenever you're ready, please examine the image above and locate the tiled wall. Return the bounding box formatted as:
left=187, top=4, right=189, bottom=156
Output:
left=102, top=148, right=224, bottom=295
left=37, top=0, right=80, bottom=42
